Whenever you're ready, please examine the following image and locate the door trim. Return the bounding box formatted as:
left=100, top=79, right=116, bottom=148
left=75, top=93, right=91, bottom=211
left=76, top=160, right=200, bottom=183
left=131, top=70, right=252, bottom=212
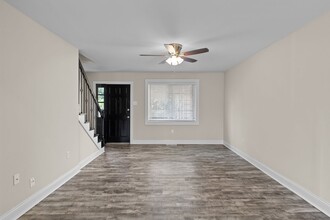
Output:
left=93, top=81, right=134, bottom=143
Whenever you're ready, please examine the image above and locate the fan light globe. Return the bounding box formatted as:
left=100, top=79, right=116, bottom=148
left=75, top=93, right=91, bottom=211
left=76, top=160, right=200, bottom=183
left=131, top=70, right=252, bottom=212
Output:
left=166, top=56, right=184, bottom=66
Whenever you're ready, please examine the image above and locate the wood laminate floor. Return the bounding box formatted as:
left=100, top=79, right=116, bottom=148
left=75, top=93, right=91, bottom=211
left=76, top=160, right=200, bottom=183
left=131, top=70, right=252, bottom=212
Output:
left=20, top=144, right=329, bottom=220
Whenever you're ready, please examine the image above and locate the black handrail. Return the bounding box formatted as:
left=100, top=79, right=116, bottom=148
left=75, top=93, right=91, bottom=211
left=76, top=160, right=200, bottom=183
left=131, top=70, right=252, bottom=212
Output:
left=78, top=60, right=105, bottom=147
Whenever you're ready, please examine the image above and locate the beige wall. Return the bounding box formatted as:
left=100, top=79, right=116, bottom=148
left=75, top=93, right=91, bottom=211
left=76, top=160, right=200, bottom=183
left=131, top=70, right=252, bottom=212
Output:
left=87, top=72, right=224, bottom=142
left=224, top=12, right=330, bottom=202
left=0, top=1, right=99, bottom=215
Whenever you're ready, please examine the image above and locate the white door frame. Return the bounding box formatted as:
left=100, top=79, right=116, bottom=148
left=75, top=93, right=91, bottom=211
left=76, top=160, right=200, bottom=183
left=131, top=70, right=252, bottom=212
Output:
left=93, top=81, right=134, bottom=143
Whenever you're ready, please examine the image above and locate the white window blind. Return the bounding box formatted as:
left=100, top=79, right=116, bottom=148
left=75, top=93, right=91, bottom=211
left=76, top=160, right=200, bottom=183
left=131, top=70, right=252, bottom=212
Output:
left=145, top=79, right=199, bottom=125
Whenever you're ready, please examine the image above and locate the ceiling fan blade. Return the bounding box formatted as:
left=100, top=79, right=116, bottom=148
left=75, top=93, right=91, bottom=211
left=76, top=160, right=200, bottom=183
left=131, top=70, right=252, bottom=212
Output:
left=140, top=54, right=165, bottom=56
left=183, top=48, right=209, bottom=56
left=181, top=56, right=197, bottom=63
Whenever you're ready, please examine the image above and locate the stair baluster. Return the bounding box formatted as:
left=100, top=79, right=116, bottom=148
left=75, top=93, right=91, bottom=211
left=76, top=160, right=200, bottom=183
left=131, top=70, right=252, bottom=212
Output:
left=78, top=60, right=105, bottom=147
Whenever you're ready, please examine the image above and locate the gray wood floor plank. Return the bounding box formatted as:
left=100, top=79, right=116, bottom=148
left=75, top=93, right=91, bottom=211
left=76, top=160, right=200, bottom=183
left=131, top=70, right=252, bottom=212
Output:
left=20, top=144, right=329, bottom=219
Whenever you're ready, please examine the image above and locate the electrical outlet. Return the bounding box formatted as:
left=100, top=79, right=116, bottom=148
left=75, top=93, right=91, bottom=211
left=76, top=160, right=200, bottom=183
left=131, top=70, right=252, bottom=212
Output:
left=66, top=151, right=70, bottom=159
left=13, top=173, right=20, bottom=185
left=30, top=177, right=36, bottom=188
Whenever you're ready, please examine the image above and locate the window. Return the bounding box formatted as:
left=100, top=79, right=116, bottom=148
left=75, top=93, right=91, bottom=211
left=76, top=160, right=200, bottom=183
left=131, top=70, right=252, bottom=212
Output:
left=145, top=79, right=199, bottom=125
left=97, top=86, right=105, bottom=110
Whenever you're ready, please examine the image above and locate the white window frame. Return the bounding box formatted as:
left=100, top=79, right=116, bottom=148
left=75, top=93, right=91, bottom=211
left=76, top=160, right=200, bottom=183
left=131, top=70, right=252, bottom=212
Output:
left=145, top=79, right=199, bottom=125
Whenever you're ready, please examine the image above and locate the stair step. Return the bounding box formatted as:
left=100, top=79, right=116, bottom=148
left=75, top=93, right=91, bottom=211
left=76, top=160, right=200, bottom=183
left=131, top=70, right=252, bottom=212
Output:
left=78, top=114, right=102, bottom=150
left=78, top=113, right=86, bottom=122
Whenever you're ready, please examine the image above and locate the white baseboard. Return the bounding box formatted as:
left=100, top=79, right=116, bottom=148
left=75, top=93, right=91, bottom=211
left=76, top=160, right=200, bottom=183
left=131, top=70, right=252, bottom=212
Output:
left=131, top=139, right=223, bottom=145
left=0, top=149, right=104, bottom=220
left=0, top=168, right=79, bottom=220
left=79, top=148, right=105, bottom=169
left=223, top=141, right=330, bottom=217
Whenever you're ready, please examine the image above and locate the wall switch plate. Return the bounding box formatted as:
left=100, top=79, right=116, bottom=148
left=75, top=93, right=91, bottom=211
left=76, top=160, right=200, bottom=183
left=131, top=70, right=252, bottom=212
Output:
left=13, top=173, right=20, bottom=185
left=66, top=151, right=70, bottom=159
left=30, top=177, right=36, bottom=188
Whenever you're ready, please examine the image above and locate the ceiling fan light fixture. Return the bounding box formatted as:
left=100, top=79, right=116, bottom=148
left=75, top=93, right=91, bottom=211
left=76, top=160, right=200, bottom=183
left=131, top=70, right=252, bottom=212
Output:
left=166, top=56, right=184, bottom=66
left=140, top=43, right=209, bottom=65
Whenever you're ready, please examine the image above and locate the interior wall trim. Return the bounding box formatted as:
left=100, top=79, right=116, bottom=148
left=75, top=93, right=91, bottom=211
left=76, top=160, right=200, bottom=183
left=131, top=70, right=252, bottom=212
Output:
left=131, top=139, right=223, bottom=145
left=79, top=148, right=105, bottom=170
left=223, top=141, right=330, bottom=217
left=0, top=149, right=104, bottom=220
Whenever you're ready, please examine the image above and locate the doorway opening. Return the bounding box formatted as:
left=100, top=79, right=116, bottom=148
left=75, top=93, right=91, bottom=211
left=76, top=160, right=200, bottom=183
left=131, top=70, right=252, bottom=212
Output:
left=96, top=83, right=132, bottom=143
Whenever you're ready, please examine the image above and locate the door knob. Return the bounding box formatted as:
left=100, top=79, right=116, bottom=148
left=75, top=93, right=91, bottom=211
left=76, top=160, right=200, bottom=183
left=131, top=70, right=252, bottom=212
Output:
left=127, top=116, right=130, bottom=119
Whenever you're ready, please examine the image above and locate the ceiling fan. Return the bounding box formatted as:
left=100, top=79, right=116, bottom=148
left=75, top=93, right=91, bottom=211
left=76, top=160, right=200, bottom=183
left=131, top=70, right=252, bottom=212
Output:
left=140, top=43, right=209, bottom=66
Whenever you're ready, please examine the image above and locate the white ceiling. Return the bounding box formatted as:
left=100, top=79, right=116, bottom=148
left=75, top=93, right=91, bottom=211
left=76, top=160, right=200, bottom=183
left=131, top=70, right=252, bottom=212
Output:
left=6, top=0, right=330, bottom=72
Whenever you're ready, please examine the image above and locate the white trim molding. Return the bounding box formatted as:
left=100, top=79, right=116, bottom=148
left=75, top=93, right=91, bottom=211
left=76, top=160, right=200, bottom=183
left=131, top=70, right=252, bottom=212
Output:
left=131, top=139, right=223, bottom=145
left=0, top=168, right=79, bottom=220
left=0, top=149, right=104, bottom=220
left=223, top=141, right=330, bottom=217
left=79, top=148, right=105, bottom=169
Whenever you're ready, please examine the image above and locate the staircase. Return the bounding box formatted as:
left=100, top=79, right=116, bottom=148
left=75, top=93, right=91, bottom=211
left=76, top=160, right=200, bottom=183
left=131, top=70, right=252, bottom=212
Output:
left=78, top=60, right=105, bottom=148
left=78, top=113, right=102, bottom=149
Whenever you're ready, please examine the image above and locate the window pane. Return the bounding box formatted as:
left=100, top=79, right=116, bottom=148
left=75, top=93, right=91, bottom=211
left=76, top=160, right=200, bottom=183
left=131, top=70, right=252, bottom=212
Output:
left=147, top=80, right=197, bottom=122
left=98, top=95, right=104, bottom=102
left=98, top=87, right=104, bottom=94
left=149, top=84, right=170, bottom=119
left=172, top=85, right=193, bottom=120
left=99, top=102, right=104, bottom=110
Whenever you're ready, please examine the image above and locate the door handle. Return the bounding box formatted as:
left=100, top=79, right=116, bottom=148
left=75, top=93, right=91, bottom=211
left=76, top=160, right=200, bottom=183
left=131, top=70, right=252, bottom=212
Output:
left=127, top=116, right=130, bottom=119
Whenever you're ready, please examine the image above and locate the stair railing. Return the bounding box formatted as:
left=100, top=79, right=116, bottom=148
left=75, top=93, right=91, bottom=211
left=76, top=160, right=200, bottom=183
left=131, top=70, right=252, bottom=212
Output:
left=78, top=60, right=105, bottom=146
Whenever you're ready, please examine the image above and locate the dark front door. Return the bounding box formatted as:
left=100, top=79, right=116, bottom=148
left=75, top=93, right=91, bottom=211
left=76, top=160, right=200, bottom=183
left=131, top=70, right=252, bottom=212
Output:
left=97, top=84, right=130, bottom=143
